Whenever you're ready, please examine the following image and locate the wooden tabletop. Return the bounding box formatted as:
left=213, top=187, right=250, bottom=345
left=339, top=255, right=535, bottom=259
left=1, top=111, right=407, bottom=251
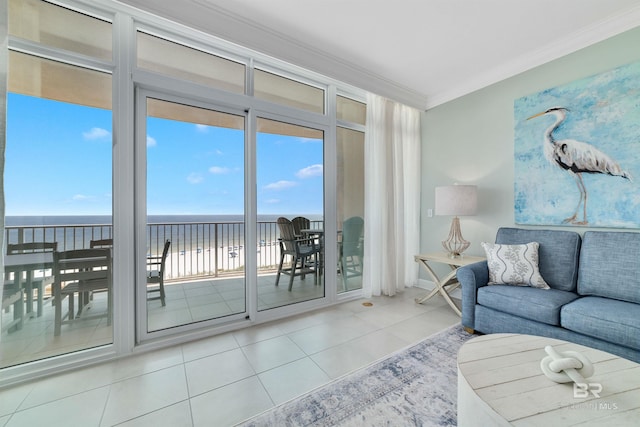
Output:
left=457, top=333, right=640, bottom=426
left=4, top=252, right=54, bottom=270
left=414, top=252, right=484, bottom=266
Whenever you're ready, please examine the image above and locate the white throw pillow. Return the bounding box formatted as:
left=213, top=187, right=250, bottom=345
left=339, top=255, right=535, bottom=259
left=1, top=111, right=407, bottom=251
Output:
left=481, top=242, right=550, bottom=289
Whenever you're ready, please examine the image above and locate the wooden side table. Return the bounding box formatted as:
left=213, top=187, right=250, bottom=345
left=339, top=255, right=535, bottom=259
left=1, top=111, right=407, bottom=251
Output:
left=414, top=252, right=485, bottom=316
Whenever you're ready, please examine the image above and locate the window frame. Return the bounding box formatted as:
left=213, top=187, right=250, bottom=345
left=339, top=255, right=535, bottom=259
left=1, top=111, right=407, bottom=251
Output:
left=1, top=0, right=370, bottom=387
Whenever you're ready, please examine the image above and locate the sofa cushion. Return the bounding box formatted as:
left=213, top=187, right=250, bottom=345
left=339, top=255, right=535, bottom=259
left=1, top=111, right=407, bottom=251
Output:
left=496, top=228, right=581, bottom=292
left=481, top=241, right=549, bottom=289
left=477, top=285, right=579, bottom=326
left=561, top=297, right=640, bottom=351
left=578, top=231, right=640, bottom=304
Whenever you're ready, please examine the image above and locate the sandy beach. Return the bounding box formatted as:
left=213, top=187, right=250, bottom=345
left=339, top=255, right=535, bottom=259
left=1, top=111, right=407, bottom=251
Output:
left=163, top=240, right=283, bottom=279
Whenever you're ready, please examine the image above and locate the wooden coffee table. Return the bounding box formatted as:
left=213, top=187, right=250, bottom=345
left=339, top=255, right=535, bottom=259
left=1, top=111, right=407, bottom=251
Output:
left=457, top=333, right=640, bottom=426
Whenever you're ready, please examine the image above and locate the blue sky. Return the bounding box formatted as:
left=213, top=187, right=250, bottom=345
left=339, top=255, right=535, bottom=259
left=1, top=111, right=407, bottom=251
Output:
left=6, top=93, right=324, bottom=217
left=6, top=94, right=113, bottom=216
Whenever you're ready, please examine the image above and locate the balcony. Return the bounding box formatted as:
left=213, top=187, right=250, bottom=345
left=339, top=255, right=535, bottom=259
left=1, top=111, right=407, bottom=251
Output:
left=6, top=219, right=321, bottom=279
left=1, top=218, right=359, bottom=369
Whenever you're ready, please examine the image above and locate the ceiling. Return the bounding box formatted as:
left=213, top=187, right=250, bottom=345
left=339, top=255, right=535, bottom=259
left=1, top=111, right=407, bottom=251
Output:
left=117, top=0, right=640, bottom=109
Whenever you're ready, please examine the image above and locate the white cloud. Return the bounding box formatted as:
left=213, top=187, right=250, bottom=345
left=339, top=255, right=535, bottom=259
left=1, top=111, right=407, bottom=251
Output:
left=187, top=173, right=204, bottom=184
left=264, top=180, right=297, bottom=191
left=83, top=127, right=110, bottom=140
left=72, top=194, right=93, bottom=201
left=265, top=198, right=280, bottom=204
left=196, top=124, right=209, bottom=132
left=209, top=166, right=230, bottom=174
left=296, top=164, right=323, bottom=179
left=147, top=135, right=157, bottom=147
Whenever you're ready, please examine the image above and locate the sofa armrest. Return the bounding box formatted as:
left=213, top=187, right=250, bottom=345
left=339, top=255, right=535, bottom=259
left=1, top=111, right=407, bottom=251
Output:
left=457, top=260, right=489, bottom=331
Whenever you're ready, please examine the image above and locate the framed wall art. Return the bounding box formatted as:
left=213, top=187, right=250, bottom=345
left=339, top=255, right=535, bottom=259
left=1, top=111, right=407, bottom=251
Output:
left=514, top=61, right=640, bottom=228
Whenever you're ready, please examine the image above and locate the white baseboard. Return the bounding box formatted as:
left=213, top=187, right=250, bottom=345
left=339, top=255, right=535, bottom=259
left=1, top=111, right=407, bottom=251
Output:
left=416, top=278, right=462, bottom=299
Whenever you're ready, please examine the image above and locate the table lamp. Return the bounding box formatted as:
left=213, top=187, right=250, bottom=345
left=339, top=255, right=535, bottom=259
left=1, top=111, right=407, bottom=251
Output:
left=435, top=184, right=477, bottom=258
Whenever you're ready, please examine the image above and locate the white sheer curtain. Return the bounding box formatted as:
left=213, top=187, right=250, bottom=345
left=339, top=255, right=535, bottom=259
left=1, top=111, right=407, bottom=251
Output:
left=363, top=94, right=421, bottom=297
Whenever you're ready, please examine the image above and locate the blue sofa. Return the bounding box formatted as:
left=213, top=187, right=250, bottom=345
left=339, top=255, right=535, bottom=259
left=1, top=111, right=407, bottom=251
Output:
left=458, top=227, right=640, bottom=363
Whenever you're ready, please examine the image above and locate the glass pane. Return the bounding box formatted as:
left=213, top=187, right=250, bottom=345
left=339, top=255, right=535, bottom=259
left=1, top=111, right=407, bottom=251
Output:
left=9, top=0, right=112, bottom=61
left=3, top=59, right=113, bottom=368
left=137, top=32, right=245, bottom=94
left=256, top=118, right=324, bottom=310
left=254, top=69, right=324, bottom=114
left=9, top=51, right=112, bottom=109
left=145, top=98, right=245, bottom=332
left=337, top=127, right=364, bottom=292
left=337, top=96, right=366, bottom=125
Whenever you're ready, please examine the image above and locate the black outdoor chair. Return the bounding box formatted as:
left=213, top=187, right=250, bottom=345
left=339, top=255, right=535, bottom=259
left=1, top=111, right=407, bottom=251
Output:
left=53, top=248, right=112, bottom=336
left=276, top=217, right=321, bottom=291
left=147, top=239, right=170, bottom=306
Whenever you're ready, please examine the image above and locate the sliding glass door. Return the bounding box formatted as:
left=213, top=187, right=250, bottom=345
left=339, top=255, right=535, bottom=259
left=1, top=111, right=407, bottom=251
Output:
left=137, top=93, right=247, bottom=339
left=256, top=118, right=325, bottom=311
left=136, top=95, right=329, bottom=336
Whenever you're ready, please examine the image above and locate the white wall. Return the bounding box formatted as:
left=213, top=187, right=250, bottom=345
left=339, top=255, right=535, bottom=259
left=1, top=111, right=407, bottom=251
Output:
left=420, top=26, right=640, bottom=264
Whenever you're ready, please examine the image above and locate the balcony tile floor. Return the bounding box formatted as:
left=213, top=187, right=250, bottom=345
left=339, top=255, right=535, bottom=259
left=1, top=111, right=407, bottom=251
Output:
left=0, top=287, right=460, bottom=426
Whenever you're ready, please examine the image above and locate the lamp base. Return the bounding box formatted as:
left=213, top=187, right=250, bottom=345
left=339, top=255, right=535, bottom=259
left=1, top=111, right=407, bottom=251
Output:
left=442, top=216, right=470, bottom=258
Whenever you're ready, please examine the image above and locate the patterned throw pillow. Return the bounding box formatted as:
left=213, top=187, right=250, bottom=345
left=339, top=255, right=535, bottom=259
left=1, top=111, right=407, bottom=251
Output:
left=481, top=242, right=550, bottom=289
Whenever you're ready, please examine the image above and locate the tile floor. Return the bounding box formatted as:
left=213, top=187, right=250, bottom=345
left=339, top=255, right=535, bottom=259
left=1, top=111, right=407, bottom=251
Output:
left=0, top=287, right=460, bottom=427
left=1, top=272, right=358, bottom=368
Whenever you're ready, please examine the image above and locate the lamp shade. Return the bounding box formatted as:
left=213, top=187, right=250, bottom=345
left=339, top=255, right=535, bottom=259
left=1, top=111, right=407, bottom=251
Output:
left=435, top=185, right=477, bottom=216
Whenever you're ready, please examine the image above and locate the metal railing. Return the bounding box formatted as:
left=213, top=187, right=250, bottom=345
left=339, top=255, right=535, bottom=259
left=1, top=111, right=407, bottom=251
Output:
left=5, top=219, right=322, bottom=281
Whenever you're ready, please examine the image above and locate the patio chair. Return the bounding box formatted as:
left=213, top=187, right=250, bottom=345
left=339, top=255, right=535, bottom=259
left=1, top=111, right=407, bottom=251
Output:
left=339, top=216, right=364, bottom=291
left=147, top=239, right=170, bottom=306
left=276, top=217, right=321, bottom=291
left=291, top=216, right=310, bottom=236
left=86, top=239, right=113, bottom=308
left=6, top=242, right=57, bottom=318
left=292, top=216, right=313, bottom=244
left=53, top=248, right=112, bottom=336
left=2, top=286, right=24, bottom=334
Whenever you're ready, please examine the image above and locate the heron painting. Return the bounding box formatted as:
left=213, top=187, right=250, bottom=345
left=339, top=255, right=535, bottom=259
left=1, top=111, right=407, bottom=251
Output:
left=514, top=61, right=640, bottom=228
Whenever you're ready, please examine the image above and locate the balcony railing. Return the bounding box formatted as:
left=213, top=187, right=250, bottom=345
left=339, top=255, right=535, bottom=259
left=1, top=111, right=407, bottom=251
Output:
left=4, top=219, right=322, bottom=281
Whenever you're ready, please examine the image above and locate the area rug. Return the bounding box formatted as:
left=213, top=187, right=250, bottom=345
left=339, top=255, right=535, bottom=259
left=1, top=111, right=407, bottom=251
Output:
left=238, top=324, right=473, bottom=427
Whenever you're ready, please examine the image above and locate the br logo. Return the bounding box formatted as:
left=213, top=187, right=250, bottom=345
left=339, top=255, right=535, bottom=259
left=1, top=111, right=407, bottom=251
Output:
left=573, top=382, right=602, bottom=398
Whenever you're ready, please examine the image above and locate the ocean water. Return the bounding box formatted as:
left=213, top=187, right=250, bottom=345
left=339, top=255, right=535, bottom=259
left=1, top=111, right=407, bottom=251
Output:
left=4, top=214, right=323, bottom=226
left=5, top=215, right=242, bottom=226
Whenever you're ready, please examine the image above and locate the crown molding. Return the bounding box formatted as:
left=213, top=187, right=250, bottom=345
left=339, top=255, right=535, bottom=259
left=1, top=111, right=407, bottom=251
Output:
left=114, top=0, right=640, bottom=111
left=425, top=5, right=640, bottom=109
left=190, top=0, right=428, bottom=108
